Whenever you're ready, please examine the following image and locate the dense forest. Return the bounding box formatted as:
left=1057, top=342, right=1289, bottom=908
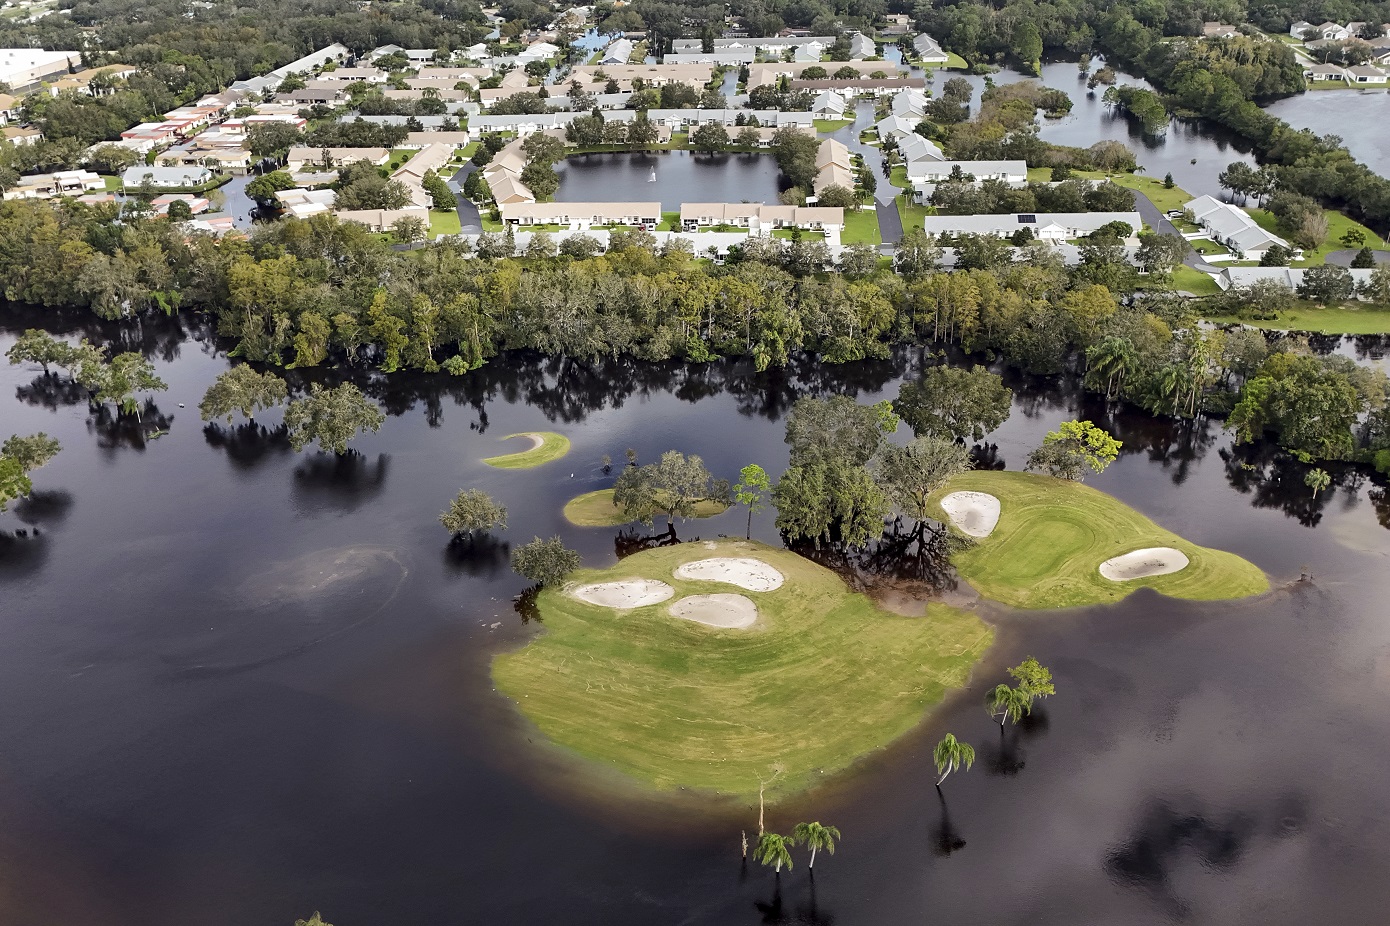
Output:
left=4, top=198, right=1389, bottom=471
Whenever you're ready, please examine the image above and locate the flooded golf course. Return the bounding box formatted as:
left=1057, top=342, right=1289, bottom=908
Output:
left=3, top=307, right=1390, bottom=925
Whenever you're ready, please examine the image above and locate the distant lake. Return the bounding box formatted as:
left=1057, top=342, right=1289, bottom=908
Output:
left=1262, top=89, right=1390, bottom=175
left=554, top=150, right=786, bottom=212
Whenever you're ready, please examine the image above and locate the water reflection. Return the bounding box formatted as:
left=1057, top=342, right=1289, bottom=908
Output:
left=10, top=489, right=74, bottom=527
left=443, top=532, right=511, bottom=578
left=291, top=450, right=390, bottom=513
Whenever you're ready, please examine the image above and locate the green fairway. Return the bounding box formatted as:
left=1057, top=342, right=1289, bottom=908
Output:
left=493, top=540, right=993, bottom=797
left=563, top=488, right=730, bottom=526
left=482, top=431, right=571, bottom=469
left=930, top=471, right=1268, bottom=610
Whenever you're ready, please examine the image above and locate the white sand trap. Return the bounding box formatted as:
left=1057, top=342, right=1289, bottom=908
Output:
left=570, top=578, right=674, bottom=609
left=670, top=594, right=759, bottom=629
left=503, top=433, right=544, bottom=452
left=940, top=491, right=1001, bottom=538
left=1099, top=547, right=1190, bottom=581
left=674, top=557, right=785, bottom=591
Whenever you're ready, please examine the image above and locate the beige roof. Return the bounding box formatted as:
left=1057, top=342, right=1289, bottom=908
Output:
left=679, top=203, right=844, bottom=226
left=501, top=201, right=661, bottom=223
left=392, top=143, right=453, bottom=183
left=816, top=139, right=852, bottom=170
left=406, top=131, right=472, bottom=146
left=415, top=66, right=491, bottom=81
left=489, top=174, right=534, bottom=205
left=570, top=63, right=713, bottom=87
left=286, top=146, right=389, bottom=166
left=746, top=60, right=893, bottom=88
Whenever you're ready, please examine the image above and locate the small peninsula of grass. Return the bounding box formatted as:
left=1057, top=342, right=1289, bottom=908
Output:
left=493, top=541, right=993, bottom=797
left=482, top=431, right=570, bottom=469
left=929, top=471, right=1268, bottom=610
left=563, top=488, right=730, bottom=527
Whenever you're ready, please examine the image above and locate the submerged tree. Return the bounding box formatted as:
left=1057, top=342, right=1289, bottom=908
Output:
left=5, top=329, right=78, bottom=375
left=1025, top=420, right=1121, bottom=481
left=199, top=365, right=289, bottom=424
left=792, top=821, right=841, bottom=870
left=612, top=450, right=731, bottom=526
left=1007, top=656, right=1055, bottom=700
left=284, top=383, right=385, bottom=454
left=294, top=914, right=333, bottom=926
left=511, top=535, right=580, bottom=586
left=873, top=436, right=970, bottom=529
left=755, top=832, right=794, bottom=875
left=0, top=432, right=61, bottom=512
left=986, top=683, right=1032, bottom=728
left=893, top=365, right=1012, bottom=442
left=1305, top=467, right=1331, bottom=498
left=734, top=463, right=770, bottom=539
left=440, top=489, right=508, bottom=537
left=78, top=351, right=168, bottom=421
left=933, top=733, right=975, bottom=788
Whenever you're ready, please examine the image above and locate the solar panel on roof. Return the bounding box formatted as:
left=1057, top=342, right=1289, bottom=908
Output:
left=1017, top=214, right=1035, bottom=223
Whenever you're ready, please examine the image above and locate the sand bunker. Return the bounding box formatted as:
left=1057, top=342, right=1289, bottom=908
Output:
left=504, top=433, right=544, bottom=452
left=570, top=578, right=675, bottom=609
left=670, top=594, right=759, bottom=629
left=673, top=557, right=785, bottom=591
left=1099, top=547, right=1190, bottom=581
left=940, top=491, right=1001, bottom=538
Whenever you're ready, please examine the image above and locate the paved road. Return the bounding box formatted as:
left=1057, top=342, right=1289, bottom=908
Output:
left=829, top=101, right=908, bottom=247
left=1326, top=248, right=1390, bottom=266
left=450, top=163, right=483, bottom=234
left=1131, top=190, right=1221, bottom=273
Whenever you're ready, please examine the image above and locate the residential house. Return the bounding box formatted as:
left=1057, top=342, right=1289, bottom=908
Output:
left=2, top=125, right=41, bottom=146
left=792, top=77, right=925, bottom=95
left=500, top=201, right=661, bottom=227
left=276, top=187, right=336, bottom=218
left=1346, top=64, right=1387, bottom=83
left=1202, top=22, right=1240, bottom=38
left=335, top=205, right=431, bottom=232
left=391, top=143, right=453, bottom=207
left=810, top=90, right=848, bottom=118
left=890, top=88, right=928, bottom=119
left=3, top=169, right=103, bottom=200
left=1217, top=266, right=1376, bottom=294
left=0, top=93, right=18, bottom=125
left=517, top=41, right=560, bottom=65
left=679, top=203, right=844, bottom=232
left=921, top=211, right=1142, bottom=242
left=662, top=51, right=757, bottom=65
left=150, top=194, right=210, bottom=216
left=875, top=113, right=917, bottom=141
left=848, top=33, right=876, bottom=60
left=1185, top=194, right=1292, bottom=260
left=121, top=165, right=213, bottom=189
left=601, top=38, right=634, bottom=65
left=1313, top=22, right=1351, bottom=41
left=912, top=34, right=949, bottom=64
left=0, top=49, right=80, bottom=91
left=488, top=173, right=535, bottom=205
left=907, top=159, right=1028, bottom=189
left=813, top=138, right=856, bottom=194
left=1305, top=62, right=1347, bottom=82
left=284, top=146, right=389, bottom=172
left=897, top=133, right=945, bottom=164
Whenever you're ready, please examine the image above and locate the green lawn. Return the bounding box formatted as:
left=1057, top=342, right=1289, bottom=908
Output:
left=428, top=209, right=460, bottom=237
left=100, top=175, right=121, bottom=191
left=929, top=471, right=1268, bottom=610
left=1205, top=304, right=1390, bottom=334
left=1168, top=265, right=1222, bottom=295
left=492, top=540, right=993, bottom=797
left=888, top=164, right=909, bottom=189
left=563, top=488, right=729, bottom=527
left=814, top=118, right=854, bottom=133
left=772, top=228, right=826, bottom=240
left=481, top=431, right=571, bottom=469
left=896, top=194, right=932, bottom=231
left=1027, top=167, right=1196, bottom=215
left=387, top=148, right=413, bottom=171
left=1247, top=207, right=1387, bottom=265
left=658, top=211, right=680, bottom=231
left=841, top=208, right=882, bottom=245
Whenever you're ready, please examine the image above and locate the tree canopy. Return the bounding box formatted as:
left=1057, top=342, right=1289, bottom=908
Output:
left=283, top=382, right=385, bottom=454
left=893, top=365, right=1012, bottom=442
left=1025, top=420, right=1121, bottom=481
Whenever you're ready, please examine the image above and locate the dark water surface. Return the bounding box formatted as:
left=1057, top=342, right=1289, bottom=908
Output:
left=3, top=309, right=1390, bottom=925
left=1263, top=89, right=1390, bottom=176
left=555, top=150, right=785, bottom=211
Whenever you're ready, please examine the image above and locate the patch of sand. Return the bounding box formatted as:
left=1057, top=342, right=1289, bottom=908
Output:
left=670, top=594, right=759, bottom=629
left=940, top=491, right=1001, bottom=538
left=674, top=557, right=785, bottom=591
left=570, top=578, right=675, bottom=609
left=504, top=433, right=544, bottom=452
left=1099, top=547, right=1190, bottom=581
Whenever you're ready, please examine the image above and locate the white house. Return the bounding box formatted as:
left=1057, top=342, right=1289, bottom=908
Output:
left=897, top=132, right=945, bottom=163
left=517, top=41, right=560, bottom=65
left=922, top=212, right=1142, bottom=242
left=912, top=34, right=948, bottom=64
left=1347, top=64, right=1388, bottom=83
left=907, top=159, right=1028, bottom=189
left=601, top=38, right=633, bottom=65
left=1185, top=194, right=1292, bottom=260
left=876, top=114, right=918, bottom=141
left=811, top=90, right=848, bottom=117
left=848, top=33, right=876, bottom=60
left=121, top=165, right=212, bottom=189
left=890, top=88, right=928, bottom=119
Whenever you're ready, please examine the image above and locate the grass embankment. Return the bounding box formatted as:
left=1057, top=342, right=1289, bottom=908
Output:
left=1205, top=304, right=1390, bottom=334
left=563, top=488, right=730, bottom=526
left=1168, top=265, right=1222, bottom=295
left=493, top=540, right=993, bottom=797
left=481, top=431, right=571, bottom=469
left=897, top=194, right=932, bottom=230
left=1247, top=208, right=1387, bottom=265
left=813, top=118, right=854, bottom=133
left=929, top=471, right=1268, bottom=610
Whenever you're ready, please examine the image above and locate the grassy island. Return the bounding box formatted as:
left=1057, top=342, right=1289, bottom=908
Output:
left=563, top=488, right=730, bottom=527
left=482, top=431, right=570, bottom=469
left=493, top=540, right=993, bottom=798
left=929, top=471, right=1268, bottom=610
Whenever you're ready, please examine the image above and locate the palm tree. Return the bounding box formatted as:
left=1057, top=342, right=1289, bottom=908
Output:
left=932, top=733, right=976, bottom=787
left=792, top=822, right=840, bottom=870
left=1085, top=336, right=1136, bottom=399
left=986, top=683, right=1032, bottom=729
left=1306, top=467, right=1331, bottom=497
left=755, top=832, right=794, bottom=875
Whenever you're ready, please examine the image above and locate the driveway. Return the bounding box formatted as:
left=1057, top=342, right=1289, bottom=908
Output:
left=1131, top=190, right=1220, bottom=273
left=450, top=163, right=483, bottom=234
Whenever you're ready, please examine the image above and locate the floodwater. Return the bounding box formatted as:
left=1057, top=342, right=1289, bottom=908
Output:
left=1263, top=90, right=1390, bottom=174
left=555, top=149, right=786, bottom=211
left=3, top=308, right=1390, bottom=925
